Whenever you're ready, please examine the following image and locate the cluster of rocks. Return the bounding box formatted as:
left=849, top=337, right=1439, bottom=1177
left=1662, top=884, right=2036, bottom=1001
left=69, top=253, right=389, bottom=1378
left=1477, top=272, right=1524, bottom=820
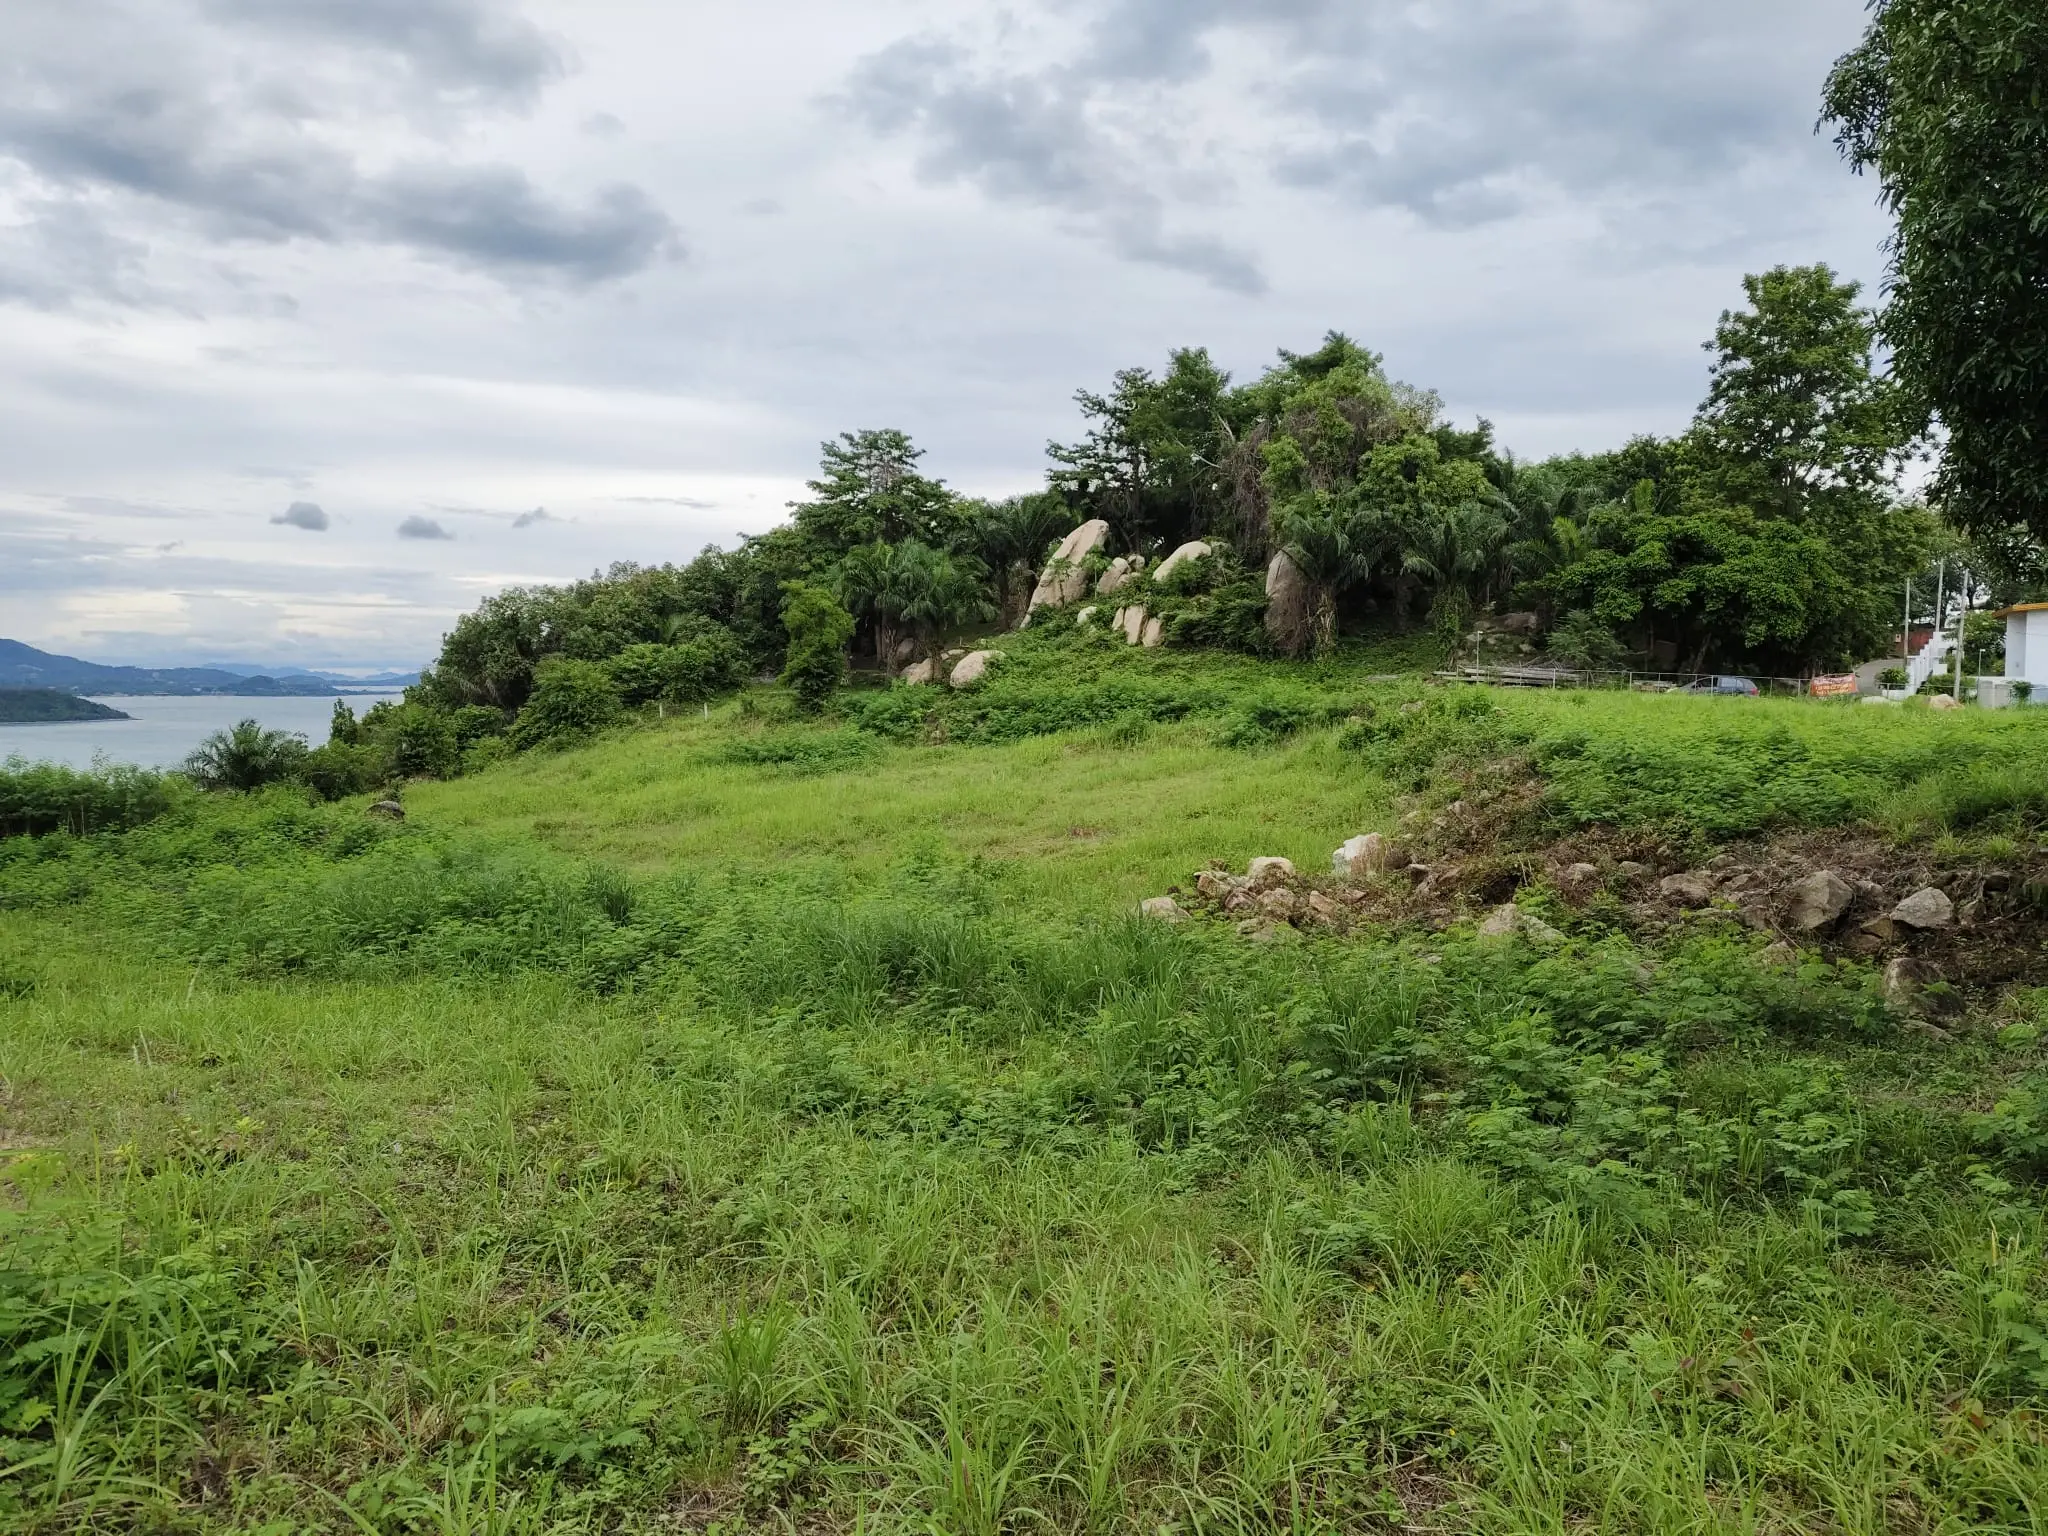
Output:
left=1144, top=833, right=1448, bottom=940
left=900, top=648, right=1005, bottom=688
left=1651, top=862, right=1961, bottom=945
left=1022, top=521, right=1217, bottom=646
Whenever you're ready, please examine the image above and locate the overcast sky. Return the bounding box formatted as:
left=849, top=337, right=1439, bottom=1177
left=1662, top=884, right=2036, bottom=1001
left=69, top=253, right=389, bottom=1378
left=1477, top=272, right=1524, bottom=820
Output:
left=0, top=0, right=1889, bottom=671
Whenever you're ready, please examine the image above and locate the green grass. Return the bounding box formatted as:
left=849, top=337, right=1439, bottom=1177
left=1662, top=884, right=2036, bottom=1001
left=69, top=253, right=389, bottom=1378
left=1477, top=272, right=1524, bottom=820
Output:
left=5, top=668, right=2048, bottom=1533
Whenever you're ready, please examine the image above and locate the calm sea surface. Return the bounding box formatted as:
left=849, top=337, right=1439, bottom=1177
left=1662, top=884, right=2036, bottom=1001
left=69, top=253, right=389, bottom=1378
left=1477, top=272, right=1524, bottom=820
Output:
left=0, top=694, right=406, bottom=771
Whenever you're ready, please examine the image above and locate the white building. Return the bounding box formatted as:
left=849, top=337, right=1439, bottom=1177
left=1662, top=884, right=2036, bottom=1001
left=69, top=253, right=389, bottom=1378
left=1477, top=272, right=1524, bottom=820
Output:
left=1993, top=602, right=2048, bottom=699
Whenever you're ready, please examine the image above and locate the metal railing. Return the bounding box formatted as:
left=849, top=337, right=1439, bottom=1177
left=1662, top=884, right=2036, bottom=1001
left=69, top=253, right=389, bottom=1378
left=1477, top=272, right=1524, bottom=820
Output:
left=1439, top=666, right=1823, bottom=697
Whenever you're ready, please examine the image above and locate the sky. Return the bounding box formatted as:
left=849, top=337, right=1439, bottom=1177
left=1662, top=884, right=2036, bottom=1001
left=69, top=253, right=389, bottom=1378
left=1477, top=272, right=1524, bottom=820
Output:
left=0, top=0, right=1892, bottom=672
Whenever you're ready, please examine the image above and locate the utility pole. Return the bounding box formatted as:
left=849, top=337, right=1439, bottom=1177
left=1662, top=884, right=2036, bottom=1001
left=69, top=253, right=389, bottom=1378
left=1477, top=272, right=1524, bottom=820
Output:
left=1956, top=569, right=1971, bottom=700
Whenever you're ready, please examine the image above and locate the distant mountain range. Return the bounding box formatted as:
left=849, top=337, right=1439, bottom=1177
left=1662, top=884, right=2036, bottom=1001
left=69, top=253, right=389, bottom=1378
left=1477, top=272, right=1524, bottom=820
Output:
left=0, top=639, right=415, bottom=696
left=197, top=662, right=422, bottom=688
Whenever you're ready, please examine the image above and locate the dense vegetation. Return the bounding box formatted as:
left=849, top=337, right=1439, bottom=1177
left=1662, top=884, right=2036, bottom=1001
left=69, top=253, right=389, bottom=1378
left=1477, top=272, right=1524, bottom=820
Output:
left=0, top=690, right=129, bottom=725
left=213, top=256, right=2035, bottom=814
left=5, top=667, right=2048, bottom=1532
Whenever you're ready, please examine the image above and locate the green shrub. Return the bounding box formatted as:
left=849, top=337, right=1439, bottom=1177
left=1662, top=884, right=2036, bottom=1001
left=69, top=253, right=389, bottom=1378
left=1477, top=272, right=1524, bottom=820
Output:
left=0, top=759, right=184, bottom=837
left=298, top=742, right=383, bottom=800
left=510, top=659, right=624, bottom=750
left=778, top=582, right=855, bottom=714
left=606, top=635, right=744, bottom=707
left=720, top=729, right=879, bottom=776
left=387, top=704, right=460, bottom=779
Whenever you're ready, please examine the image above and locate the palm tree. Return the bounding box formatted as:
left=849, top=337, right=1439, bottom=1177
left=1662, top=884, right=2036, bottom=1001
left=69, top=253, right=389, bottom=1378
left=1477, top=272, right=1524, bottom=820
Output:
left=889, top=543, right=996, bottom=665
left=1276, top=496, right=1394, bottom=656
left=968, top=495, right=1071, bottom=628
left=1402, top=498, right=1512, bottom=646
left=834, top=541, right=902, bottom=665
left=184, top=719, right=308, bottom=791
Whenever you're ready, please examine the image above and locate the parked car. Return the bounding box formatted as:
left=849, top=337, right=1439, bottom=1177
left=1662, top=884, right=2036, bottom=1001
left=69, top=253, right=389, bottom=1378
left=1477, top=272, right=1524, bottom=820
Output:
left=1682, top=675, right=1760, bottom=696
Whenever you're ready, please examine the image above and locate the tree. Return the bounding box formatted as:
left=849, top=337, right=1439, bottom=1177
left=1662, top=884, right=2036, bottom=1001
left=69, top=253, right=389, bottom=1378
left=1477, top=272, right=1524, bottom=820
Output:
left=328, top=699, right=360, bottom=746
left=1823, top=2, right=2048, bottom=537
left=1400, top=498, right=1511, bottom=646
left=792, top=430, right=964, bottom=555
left=183, top=720, right=308, bottom=791
left=887, top=544, right=995, bottom=665
left=779, top=581, right=856, bottom=712
left=1048, top=348, right=1233, bottom=551
left=1274, top=498, right=1389, bottom=656
left=965, top=494, right=1072, bottom=628
left=1693, top=264, right=1908, bottom=515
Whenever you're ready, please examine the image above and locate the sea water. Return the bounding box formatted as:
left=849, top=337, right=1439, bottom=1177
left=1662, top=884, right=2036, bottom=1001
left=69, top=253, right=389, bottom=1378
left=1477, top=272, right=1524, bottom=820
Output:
left=0, top=694, right=407, bottom=771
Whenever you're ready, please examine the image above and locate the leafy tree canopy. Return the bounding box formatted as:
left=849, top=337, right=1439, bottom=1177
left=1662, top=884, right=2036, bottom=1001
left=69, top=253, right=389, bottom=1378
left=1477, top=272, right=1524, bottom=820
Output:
left=1824, top=0, right=2048, bottom=537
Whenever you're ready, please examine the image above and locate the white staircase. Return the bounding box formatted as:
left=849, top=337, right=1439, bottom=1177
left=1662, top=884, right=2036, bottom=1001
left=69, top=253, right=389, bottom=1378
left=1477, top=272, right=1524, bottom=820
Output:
left=1907, top=630, right=1954, bottom=692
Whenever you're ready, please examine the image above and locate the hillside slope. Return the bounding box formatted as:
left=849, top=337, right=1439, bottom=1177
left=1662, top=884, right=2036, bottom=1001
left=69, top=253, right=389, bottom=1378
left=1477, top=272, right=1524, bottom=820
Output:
left=3, top=670, right=2046, bottom=1533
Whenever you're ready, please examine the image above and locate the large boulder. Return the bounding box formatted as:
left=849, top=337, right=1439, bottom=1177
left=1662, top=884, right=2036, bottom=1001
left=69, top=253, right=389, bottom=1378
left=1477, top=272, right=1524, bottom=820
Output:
left=1026, top=519, right=1112, bottom=617
left=1140, top=616, right=1164, bottom=648
left=1096, top=557, right=1136, bottom=596
left=1140, top=896, right=1186, bottom=923
left=949, top=650, right=1002, bottom=688
left=900, top=658, right=938, bottom=685
left=1121, top=605, right=1148, bottom=646
left=1786, top=869, right=1854, bottom=932
left=1264, top=549, right=1312, bottom=655
left=1154, top=541, right=1213, bottom=585
left=1928, top=694, right=1962, bottom=711
left=368, top=799, right=405, bottom=820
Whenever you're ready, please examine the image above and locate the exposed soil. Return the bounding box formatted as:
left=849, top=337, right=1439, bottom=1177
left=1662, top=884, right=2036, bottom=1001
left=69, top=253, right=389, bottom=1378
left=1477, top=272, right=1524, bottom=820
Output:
left=1172, top=763, right=2048, bottom=1002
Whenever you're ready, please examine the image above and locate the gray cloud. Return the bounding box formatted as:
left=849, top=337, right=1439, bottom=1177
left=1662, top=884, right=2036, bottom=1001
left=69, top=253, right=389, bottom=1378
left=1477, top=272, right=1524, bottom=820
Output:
left=844, top=1, right=1854, bottom=246
left=396, top=515, right=453, bottom=540
left=271, top=500, right=329, bottom=530
left=511, top=506, right=551, bottom=527
left=206, top=0, right=566, bottom=109
left=840, top=37, right=1266, bottom=294
left=0, top=0, right=677, bottom=300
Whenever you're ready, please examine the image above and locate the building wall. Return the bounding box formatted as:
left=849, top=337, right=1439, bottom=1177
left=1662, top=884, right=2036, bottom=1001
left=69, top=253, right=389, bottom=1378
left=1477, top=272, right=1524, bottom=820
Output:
left=2009, top=611, right=2048, bottom=685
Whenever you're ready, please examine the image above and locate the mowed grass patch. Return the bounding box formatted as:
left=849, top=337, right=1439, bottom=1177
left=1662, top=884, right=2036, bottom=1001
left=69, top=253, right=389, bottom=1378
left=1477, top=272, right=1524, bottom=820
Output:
left=405, top=714, right=1389, bottom=915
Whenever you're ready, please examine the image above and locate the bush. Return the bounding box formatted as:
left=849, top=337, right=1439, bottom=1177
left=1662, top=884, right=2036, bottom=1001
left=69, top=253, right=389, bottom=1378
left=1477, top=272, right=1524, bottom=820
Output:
left=1546, top=609, right=1627, bottom=669
left=605, top=635, right=744, bottom=707
left=298, top=742, right=383, bottom=801
left=387, top=705, right=461, bottom=779
left=511, top=660, right=624, bottom=750
left=0, top=759, right=184, bottom=837
left=778, top=582, right=855, bottom=714
left=1879, top=665, right=1908, bottom=691
left=183, top=720, right=309, bottom=791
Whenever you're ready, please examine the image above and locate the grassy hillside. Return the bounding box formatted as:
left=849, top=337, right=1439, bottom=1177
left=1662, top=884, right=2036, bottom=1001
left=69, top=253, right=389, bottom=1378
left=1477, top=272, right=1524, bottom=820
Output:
left=5, top=666, right=2048, bottom=1533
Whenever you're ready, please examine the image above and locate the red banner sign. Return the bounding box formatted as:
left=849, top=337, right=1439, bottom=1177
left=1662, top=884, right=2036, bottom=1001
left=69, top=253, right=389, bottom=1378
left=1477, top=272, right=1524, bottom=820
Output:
left=1809, top=674, right=1859, bottom=698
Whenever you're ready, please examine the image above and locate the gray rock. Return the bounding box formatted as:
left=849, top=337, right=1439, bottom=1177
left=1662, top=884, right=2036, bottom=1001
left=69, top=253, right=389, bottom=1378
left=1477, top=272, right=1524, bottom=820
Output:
left=1332, top=833, right=1392, bottom=879
left=1659, top=872, right=1718, bottom=907
left=1559, top=861, right=1600, bottom=891
left=900, top=658, right=938, bottom=685
left=1306, top=891, right=1343, bottom=925
left=1026, top=519, right=1111, bottom=616
left=1891, top=886, right=1954, bottom=930
left=1264, top=549, right=1313, bottom=655
left=1786, top=869, right=1854, bottom=932
left=1195, top=869, right=1240, bottom=900
left=1498, top=611, right=1542, bottom=634
left=948, top=650, right=1002, bottom=688
left=1075, top=606, right=1099, bottom=628
left=1479, top=902, right=1563, bottom=945
left=1259, top=887, right=1300, bottom=920
left=1095, top=557, right=1135, bottom=597
left=1140, top=616, right=1164, bottom=649
left=1154, top=540, right=1213, bottom=584
left=1140, top=897, right=1186, bottom=923
left=1246, top=856, right=1296, bottom=890
left=368, top=799, right=405, bottom=820
left=1121, top=605, right=1148, bottom=646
